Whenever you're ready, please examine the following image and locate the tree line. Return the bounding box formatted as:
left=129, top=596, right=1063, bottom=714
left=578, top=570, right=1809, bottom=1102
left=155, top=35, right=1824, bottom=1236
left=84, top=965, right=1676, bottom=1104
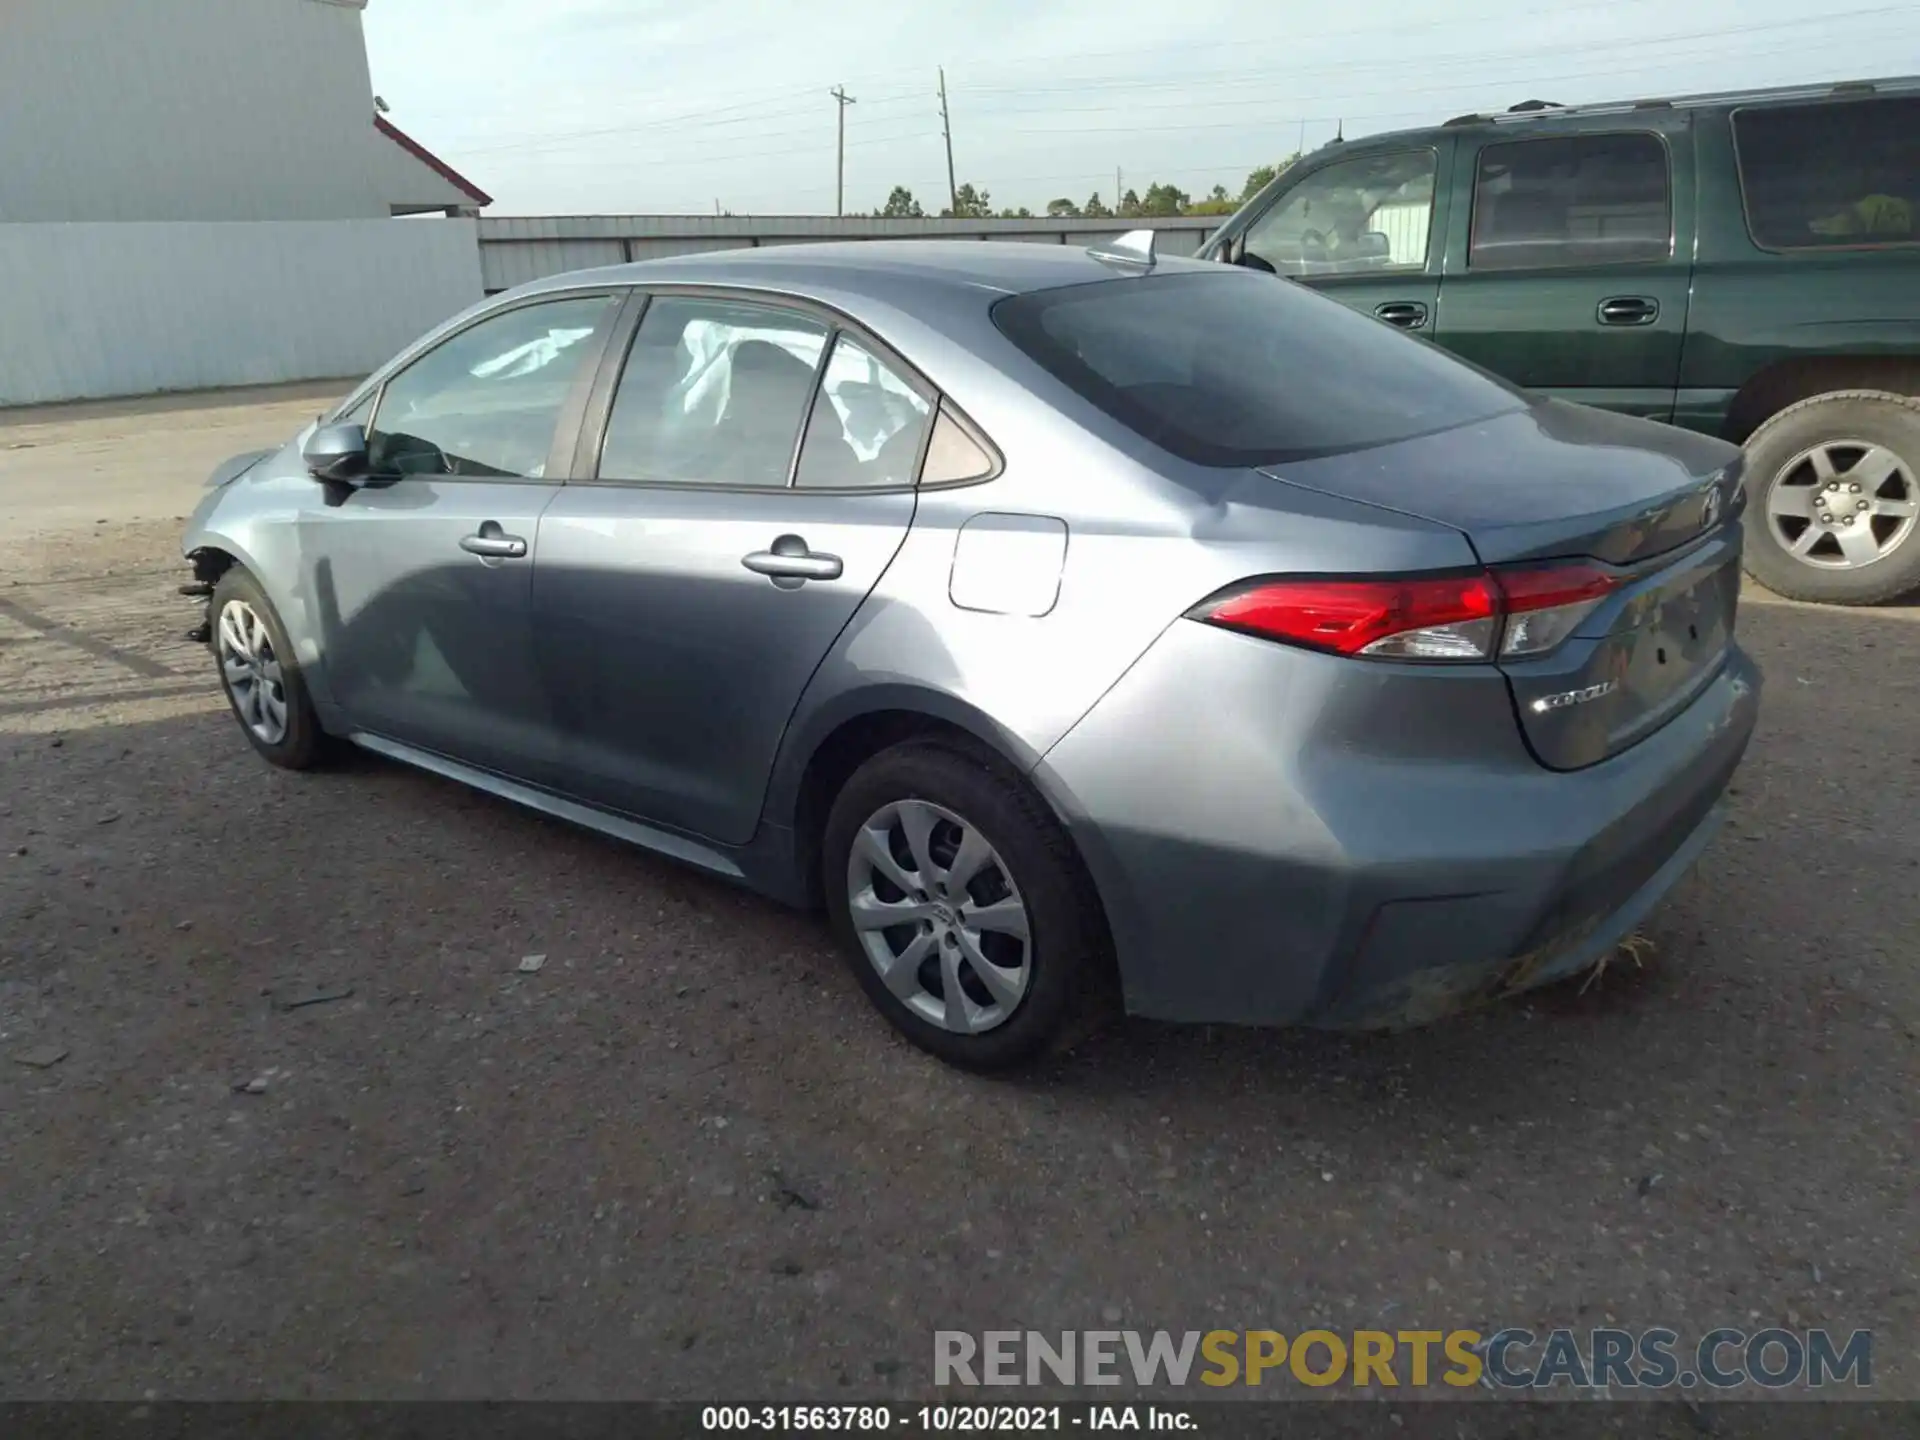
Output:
left=872, top=158, right=1303, bottom=221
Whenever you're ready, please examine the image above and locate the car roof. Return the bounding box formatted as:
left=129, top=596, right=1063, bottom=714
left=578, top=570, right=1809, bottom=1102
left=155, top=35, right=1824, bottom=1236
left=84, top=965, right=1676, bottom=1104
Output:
left=514, top=238, right=1223, bottom=307
left=1336, top=73, right=1920, bottom=150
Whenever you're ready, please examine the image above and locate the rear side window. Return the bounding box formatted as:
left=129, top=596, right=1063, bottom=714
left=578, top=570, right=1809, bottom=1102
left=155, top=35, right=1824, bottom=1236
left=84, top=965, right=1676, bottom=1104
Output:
left=599, top=297, right=829, bottom=487
left=991, top=271, right=1524, bottom=468
left=793, top=334, right=933, bottom=489
left=1733, top=96, right=1919, bottom=250
left=1469, top=133, right=1671, bottom=271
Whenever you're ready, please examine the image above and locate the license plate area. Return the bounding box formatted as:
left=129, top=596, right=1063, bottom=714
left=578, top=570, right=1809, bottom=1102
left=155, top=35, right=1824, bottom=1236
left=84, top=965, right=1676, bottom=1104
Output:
left=1502, top=532, right=1740, bottom=770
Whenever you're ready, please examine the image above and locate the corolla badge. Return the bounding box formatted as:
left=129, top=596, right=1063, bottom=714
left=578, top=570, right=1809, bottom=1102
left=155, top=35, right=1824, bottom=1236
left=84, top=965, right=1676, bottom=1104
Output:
left=1530, top=680, right=1617, bottom=714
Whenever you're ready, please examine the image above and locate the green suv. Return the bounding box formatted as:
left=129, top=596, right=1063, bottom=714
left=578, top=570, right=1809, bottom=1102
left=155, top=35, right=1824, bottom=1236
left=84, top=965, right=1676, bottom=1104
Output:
left=1199, top=78, right=1920, bottom=605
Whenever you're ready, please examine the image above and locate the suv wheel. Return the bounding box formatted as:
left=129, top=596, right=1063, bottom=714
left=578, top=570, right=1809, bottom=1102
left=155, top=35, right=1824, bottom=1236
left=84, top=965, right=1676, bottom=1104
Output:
left=822, top=741, right=1106, bottom=1072
left=1741, top=389, right=1920, bottom=605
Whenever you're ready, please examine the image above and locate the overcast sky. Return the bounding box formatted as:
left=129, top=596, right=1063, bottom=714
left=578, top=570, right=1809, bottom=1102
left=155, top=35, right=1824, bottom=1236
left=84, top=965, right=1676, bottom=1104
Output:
left=362, top=0, right=1918, bottom=217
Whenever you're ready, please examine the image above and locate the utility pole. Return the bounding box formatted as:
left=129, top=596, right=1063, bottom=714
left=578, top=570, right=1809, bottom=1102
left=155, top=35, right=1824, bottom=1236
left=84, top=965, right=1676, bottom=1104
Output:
left=938, top=68, right=958, bottom=216
left=1115, top=166, right=1122, bottom=213
left=831, top=85, right=857, bottom=216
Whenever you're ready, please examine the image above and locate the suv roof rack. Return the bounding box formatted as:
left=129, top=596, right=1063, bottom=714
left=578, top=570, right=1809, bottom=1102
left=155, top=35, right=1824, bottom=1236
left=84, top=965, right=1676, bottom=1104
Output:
left=1485, top=74, right=1918, bottom=125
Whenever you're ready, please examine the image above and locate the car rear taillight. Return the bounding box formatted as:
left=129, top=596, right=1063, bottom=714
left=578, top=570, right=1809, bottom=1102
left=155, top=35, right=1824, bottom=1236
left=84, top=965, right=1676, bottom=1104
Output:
left=1196, top=562, right=1621, bottom=663
left=1493, top=562, right=1619, bottom=658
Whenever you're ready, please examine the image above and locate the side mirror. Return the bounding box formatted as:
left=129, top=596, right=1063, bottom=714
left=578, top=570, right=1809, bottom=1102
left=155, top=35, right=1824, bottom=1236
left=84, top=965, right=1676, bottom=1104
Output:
left=1355, top=231, right=1392, bottom=258
left=1236, top=250, right=1278, bottom=275
left=303, top=423, right=370, bottom=484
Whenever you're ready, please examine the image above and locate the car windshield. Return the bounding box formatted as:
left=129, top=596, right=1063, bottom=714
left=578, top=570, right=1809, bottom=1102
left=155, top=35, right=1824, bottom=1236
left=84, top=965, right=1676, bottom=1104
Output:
left=991, top=270, right=1525, bottom=467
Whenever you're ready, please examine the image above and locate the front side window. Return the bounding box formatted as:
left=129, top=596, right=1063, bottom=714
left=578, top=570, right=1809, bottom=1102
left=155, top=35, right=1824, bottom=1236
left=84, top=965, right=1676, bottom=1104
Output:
left=1469, top=133, right=1671, bottom=271
left=794, top=335, right=933, bottom=489
left=366, top=295, right=615, bottom=479
left=992, top=271, right=1523, bottom=468
left=1734, top=96, right=1919, bottom=250
left=600, top=298, right=830, bottom=487
left=1241, top=150, right=1437, bottom=277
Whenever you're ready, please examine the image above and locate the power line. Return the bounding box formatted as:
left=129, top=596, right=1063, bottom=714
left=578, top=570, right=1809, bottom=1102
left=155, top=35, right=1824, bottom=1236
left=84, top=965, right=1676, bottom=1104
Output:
left=958, top=37, right=1825, bottom=122
left=437, top=9, right=1902, bottom=166
left=950, top=5, right=1911, bottom=97
left=964, top=47, right=1893, bottom=137
left=450, top=91, right=929, bottom=159
left=473, top=33, right=1865, bottom=182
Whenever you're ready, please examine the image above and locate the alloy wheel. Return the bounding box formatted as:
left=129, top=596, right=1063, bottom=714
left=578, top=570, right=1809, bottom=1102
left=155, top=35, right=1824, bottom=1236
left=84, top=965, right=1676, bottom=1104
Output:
left=1765, top=440, right=1919, bottom=570
left=845, top=799, right=1031, bottom=1035
left=216, top=599, right=290, bottom=746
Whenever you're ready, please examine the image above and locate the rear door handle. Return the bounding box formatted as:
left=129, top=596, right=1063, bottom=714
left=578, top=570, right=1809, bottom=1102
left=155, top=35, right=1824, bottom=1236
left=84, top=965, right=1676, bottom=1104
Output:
left=1374, top=301, right=1429, bottom=330
left=742, top=534, right=843, bottom=588
left=1597, top=296, right=1659, bottom=326
left=460, top=521, right=528, bottom=560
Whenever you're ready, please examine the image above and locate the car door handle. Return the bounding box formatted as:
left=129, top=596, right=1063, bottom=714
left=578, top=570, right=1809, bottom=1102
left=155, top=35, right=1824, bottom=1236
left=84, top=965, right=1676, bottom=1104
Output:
left=459, top=523, right=528, bottom=559
left=742, top=534, right=843, bottom=586
left=1373, top=301, right=1429, bottom=330
left=1597, top=296, right=1659, bottom=326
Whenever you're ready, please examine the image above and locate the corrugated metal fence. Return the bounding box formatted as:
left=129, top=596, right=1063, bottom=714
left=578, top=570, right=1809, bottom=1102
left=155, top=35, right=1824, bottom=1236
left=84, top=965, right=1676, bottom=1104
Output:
left=0, top=214, right=1221, bottom=405
left=479, top=214, right=1220, bottom=294
left=0, top=219, right=482, bottom=406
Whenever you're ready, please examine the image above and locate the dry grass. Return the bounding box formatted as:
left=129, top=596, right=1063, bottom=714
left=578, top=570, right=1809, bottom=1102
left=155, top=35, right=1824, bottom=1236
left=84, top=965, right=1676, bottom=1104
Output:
left=1578, top=930, right=1658, bottom=995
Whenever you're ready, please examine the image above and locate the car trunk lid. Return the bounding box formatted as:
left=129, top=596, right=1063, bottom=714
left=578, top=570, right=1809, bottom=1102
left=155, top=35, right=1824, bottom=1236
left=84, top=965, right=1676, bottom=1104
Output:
left=1261, top=399, right=1747, bottom=769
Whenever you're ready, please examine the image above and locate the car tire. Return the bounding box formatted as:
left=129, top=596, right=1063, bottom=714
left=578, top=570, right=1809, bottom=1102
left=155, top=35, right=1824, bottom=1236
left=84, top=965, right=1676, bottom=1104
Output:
left=1740, top=389, right=1920, bottom=605
left=208, top=567, right=332, bottom=770
left=822, top=740, right=1107, bottom=1072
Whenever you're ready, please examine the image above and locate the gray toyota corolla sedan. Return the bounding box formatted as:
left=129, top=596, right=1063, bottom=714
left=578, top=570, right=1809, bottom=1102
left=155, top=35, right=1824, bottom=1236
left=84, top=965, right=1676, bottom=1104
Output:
left=182, top=236, right=1761, bottom=1070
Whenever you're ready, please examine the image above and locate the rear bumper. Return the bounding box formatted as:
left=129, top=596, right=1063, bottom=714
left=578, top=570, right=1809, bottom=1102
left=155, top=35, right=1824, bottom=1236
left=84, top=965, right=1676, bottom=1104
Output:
left=1032, top=620, right=1761, bottom=1027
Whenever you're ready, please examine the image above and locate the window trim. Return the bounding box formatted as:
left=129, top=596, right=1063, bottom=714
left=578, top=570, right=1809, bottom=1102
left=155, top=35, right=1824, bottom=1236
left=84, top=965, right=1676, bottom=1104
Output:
left=1730, top=97, right=1920, bottom=255
left=346, top=286, right=628, bottom=486
left=1235, top=145, right=1443, bottom=278
left=572, top=282, right=1001, bottom=495
left=1465, top=128, right=1675, bottom=274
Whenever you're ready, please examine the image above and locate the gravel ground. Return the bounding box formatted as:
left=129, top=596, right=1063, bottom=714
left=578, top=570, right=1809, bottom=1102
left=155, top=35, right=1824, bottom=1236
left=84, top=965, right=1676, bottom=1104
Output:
left=1, top=388, right=1916, bottom=1411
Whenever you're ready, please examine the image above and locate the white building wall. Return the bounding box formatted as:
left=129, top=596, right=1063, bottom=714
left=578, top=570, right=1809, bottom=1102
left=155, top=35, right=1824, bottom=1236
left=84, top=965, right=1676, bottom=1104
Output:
left=0, top=0, right=393, bottom=221
left=0, top=220, right=483, bottom=404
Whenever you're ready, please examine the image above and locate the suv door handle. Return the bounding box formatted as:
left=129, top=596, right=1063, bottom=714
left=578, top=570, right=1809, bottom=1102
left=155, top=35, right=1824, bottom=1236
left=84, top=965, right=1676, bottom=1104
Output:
left=1597, top=296, right=1659, bottom=326
left=459, top=522, right=528, bottom=560
left=1374, top=301, right=1429, bottom=330
left=742, top=534, right=843, bottom=588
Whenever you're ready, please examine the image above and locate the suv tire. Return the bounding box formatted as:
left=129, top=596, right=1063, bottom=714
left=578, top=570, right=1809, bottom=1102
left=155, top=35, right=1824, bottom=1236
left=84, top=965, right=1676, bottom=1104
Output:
left=1740, top=389, right=1920, bottom=605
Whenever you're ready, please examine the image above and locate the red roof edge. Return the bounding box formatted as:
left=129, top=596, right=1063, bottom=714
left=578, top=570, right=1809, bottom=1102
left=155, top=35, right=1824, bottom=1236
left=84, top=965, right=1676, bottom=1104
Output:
left=374, top=113, right=492, bottom=208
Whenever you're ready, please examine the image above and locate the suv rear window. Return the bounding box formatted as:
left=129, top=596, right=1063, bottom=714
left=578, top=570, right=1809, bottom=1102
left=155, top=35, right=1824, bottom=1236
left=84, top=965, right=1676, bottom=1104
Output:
left=990, top=271, right=1523, bottom=468
left=1733, top=95, right=1919, bottom=250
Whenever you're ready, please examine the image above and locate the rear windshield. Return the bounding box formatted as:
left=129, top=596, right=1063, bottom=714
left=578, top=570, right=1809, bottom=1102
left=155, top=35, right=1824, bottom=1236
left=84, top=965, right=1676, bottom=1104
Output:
left=991, top=270, right=1524, bottom=467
